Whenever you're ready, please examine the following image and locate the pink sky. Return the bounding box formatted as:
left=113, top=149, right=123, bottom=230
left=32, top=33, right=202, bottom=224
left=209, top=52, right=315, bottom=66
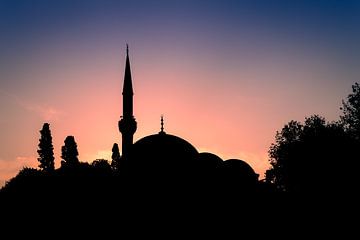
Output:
left=0, top=46, right=350, bottom=187
left=1, top=1, right=359, bottom=187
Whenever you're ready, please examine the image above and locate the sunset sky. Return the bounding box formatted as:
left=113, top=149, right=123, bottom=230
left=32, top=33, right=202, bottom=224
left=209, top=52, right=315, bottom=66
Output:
left=1, top=0, right=359, bottom=186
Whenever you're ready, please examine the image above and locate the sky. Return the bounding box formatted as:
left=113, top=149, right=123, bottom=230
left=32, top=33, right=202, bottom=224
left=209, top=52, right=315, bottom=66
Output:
left=1, top=0, right=359, bottom=187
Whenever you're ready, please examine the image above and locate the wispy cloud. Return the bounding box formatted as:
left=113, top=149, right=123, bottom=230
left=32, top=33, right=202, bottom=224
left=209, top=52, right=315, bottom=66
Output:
left=21, top=103, right=64, bottom=121
left=0, top=89, right=65, bottom=121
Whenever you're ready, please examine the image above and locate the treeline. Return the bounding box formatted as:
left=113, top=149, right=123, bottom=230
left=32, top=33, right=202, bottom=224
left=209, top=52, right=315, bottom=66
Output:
left=37, top=122, right=121, bottom=172
left=266, top=82, right=360, bottom=194
left=0, top=123, right=121, bottom=198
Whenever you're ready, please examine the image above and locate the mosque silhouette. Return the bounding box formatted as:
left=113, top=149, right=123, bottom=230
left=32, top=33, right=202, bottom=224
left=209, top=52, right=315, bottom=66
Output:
left=118, top=46, right=259, bottom=191
left=0, top=46, right=266, bottom=201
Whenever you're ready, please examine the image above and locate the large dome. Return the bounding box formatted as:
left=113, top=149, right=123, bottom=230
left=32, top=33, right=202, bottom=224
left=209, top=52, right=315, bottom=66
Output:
left=125, top=132, right=199, bottom=174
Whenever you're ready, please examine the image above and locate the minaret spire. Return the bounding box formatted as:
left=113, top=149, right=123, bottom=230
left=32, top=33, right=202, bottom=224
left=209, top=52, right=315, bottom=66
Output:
left=123, top=44, right=133, bottom=99
left=119, top=45, right=137, bottom=158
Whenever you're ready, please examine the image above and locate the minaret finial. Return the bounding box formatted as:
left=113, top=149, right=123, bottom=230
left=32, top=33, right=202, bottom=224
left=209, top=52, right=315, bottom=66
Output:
left=160, top=115, right=165, bottom=134
left=126, top=44, right=129, bottom=56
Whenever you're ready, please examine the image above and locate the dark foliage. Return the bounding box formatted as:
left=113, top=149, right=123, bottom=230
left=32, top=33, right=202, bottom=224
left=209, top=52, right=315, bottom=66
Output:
left=267, top=115, right=358, bottom=194
left=111, top=143, right=121, bottom=172
left=37, top=123, right=55, bottom=172
left=266, top=83, right=360, bottom=194
left=61, top=136, right=79, bottom=167
left=92, top=159, right=112, bottom=175
left=341, top=82, right=360, bottom=140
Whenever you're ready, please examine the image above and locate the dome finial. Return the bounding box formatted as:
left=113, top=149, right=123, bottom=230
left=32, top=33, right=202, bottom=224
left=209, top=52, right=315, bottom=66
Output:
left=160, top=115, right=165, bottom=134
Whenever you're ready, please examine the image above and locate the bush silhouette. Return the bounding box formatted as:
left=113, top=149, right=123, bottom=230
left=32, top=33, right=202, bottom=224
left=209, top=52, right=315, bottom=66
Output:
left=61, top=136, right=80, bottom=167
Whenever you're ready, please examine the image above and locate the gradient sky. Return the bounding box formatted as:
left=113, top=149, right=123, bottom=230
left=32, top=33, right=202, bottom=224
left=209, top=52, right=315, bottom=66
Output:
left=1, top=0, right=359, bottom=186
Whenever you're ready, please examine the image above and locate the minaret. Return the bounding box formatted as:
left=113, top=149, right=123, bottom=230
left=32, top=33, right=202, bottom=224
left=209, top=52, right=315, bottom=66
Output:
left=118, top=45, right=137, bottom=158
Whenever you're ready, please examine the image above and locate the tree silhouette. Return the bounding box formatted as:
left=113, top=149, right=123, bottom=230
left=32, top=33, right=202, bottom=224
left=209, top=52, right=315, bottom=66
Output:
left=266, top=120, right=303, bottom=192
left=341, top=82, right=360, bottom=140
left=61, top=136, right=79, bottom=167
left=92, top=159, right=112, bottom=175
left=111, top=143, right=121, bottom=171
left=266, top=114, right=356, bottom=193
left=37, top=123, right=55, bottom=172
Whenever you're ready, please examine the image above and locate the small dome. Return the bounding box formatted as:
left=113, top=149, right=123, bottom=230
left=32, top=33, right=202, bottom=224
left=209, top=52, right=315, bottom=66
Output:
left=222, top=159, right=259, bottom=183
left=199, top=152, right=223, bottom=162
left=198, top=152, right=223, bottom=169
left=223, top=159, right=256, bottom=174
